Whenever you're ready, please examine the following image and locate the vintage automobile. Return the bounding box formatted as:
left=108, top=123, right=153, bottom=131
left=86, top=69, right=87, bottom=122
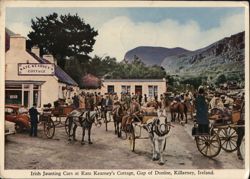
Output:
left=5, top=105, right=30, bottom=132
left=5, top=120, right=16, bottom=136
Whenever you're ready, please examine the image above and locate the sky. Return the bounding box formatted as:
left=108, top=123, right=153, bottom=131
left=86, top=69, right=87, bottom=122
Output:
left=6, top=7, right=245, bottom=61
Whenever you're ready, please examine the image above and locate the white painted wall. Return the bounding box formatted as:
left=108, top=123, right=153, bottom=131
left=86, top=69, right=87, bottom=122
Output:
left=100, top=80, right=167, bottom=100
left=5, top=35, right=78, bottom=107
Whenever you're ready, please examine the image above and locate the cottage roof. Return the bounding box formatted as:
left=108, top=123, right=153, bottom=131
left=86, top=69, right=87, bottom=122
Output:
left=103, top=78, right=166, bottom=82
left=81, top=73, right=102, bottom=89
left=27, top=51, right=78, bottom=86
left=5, top=28, right=78, bottom=86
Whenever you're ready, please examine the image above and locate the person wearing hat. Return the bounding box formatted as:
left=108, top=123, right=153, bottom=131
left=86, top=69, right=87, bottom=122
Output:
left=121, top=97, right=141, bottom=130
left=29, top=103, right=40, bottom=137
left=195, top=86, right=209, bottom=134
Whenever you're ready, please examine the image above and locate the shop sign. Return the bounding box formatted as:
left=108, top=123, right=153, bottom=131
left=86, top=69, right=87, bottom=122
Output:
left=9, top=95, right=18, bottom=99
left=18, top=63, right=55, bottom=76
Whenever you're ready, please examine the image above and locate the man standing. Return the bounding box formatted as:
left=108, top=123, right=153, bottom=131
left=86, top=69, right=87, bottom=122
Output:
left=29, top=103, right=40, bottom=137
left=72, top=93, right=79, bottom=109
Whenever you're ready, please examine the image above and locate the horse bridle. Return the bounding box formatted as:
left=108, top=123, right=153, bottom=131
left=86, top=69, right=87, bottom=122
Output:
left=146, top=117, right=169, bottom=137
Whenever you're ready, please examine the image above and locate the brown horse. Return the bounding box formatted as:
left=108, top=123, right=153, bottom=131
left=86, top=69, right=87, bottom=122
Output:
left=113, top=102, right=127, bottom=137
left=184, top=100, right=195, bottom=120
left=170, top=102, right=187, bottom=123
left=146, top=101, right=161, bottom=110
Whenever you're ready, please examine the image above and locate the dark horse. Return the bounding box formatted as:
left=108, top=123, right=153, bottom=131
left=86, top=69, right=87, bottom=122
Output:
left=67, top=109, right=98, bottom=145
left=113, top=102, right=127, bottom=137
left=170, top=102, right=188, bottom=124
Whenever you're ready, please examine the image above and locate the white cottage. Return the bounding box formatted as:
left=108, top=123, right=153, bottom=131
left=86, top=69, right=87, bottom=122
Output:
left=5, top=28, right=79, bottom=108
left=101, top=78, right=167, bottom=100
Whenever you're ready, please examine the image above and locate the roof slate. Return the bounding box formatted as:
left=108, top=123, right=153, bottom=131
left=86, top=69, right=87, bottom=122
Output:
left=27, top=51, right=78, bottom=86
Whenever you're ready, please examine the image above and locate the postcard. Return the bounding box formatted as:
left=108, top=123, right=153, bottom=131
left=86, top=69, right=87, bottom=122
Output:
left=0, top=1, right=249, bottom=179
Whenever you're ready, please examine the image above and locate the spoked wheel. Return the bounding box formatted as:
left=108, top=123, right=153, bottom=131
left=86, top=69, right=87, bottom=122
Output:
left=64, top=117, right=70, bottom=135
left=127, top=124, right=135, bottom=152
left=44, top=118, right=55, bottom=139
left=218, top=127, right=238, bottom=152
left=195, top=131, right=221, bottom=158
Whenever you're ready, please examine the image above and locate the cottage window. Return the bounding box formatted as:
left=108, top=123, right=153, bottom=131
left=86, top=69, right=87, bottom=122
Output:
left=107, top=85, right=114, bottom=94
left=148, top=85, right=158, bottom=98
left=121, top=85, right=131, bottom=94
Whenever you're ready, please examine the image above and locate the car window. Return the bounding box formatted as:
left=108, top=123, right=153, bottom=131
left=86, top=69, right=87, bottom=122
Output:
left=18, top=107, right=28, bottom=114
left=5, top=107, right=15, bottom=115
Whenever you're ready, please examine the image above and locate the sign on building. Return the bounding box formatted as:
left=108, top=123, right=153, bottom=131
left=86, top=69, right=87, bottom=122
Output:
left=18, top=63, right=55, bottom=76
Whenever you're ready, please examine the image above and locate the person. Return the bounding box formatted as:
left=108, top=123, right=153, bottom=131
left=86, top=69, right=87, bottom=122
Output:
left=138, top=93, right=143, bottom=105
left=29, top=103, right=40, bottom=137
left=72, top=93, right=79, bottom=109
left=66, top=97, right=73, bottom=106
left=144, top=94, right=148, bottom=103
left=102, top=95, right=113, bottom=120
left=236, top=101, right=245, bottom=160
left=195, top=86, right=209, bottom=134
left=79, top=92, right=85, bottom=109
left=121, top=97, right=141, bottom=130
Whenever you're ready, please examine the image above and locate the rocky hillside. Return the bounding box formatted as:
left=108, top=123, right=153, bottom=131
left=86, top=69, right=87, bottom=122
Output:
left=161, top=31, right=245, bottom=81
left=124, top=46, right=190, bottom=66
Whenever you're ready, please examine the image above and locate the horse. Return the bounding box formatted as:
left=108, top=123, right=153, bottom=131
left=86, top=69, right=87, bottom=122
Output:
left=146, top=101, right=161, bottom=110
left=144, top=109, right=171, bottom=165
left=67, top=109, right=98, bottom=145
left=113, top=102, right=127, bottom=137
left=169, top=102, right=187, bottom=124
left=184, top=100, right=195, bottom=120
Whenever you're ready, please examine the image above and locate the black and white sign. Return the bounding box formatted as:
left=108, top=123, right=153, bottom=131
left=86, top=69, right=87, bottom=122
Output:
left=18, top=63, right=55, bottom=76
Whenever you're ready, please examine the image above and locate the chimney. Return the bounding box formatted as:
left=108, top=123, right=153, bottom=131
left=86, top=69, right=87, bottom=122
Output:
left=31, top=46, right=40, bottom=57
left=9, top=34, right=26, bottom=51
left=43, top=54, right=56, bottom=65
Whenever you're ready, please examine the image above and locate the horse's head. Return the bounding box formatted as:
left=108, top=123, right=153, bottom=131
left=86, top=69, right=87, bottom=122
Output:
left=146, top=109, right=170, bottom=137
left=89, top=110, right=101, bottom=126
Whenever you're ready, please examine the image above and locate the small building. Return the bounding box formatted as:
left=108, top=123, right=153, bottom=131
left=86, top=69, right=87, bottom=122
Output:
left=100, top=78, right=167, bottom=99
left=5, top=28, right=79, bottom=108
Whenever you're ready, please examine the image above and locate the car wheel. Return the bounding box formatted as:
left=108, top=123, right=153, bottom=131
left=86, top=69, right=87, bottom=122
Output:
left=15, top=123, right=24, bottom=133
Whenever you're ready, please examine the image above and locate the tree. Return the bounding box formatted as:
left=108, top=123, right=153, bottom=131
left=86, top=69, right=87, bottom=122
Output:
left=27, top=13, right=98, bottom=68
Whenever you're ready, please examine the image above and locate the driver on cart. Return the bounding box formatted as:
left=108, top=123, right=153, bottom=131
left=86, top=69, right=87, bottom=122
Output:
left=121, top=97, right=141, bottom=131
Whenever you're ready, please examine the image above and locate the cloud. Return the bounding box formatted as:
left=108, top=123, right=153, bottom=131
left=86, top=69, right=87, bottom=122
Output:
left=92, top=12, right=245, bottom=61
left=6, top=11, right=245, bottom=61
left=6, top=22, right=31, bottom=38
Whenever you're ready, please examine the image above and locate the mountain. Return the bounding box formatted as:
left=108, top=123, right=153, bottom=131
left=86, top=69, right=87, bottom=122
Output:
left=161, top=32, right=245, bottom=81
left=124, top=46, right=190, bottom=66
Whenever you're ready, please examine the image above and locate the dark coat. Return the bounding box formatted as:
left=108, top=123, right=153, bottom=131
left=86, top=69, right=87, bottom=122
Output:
left=72, top=95, right=79, bottom=108
left=195, top=94, right=209, bottom=124
left=29, top=107, right=39, bottom=123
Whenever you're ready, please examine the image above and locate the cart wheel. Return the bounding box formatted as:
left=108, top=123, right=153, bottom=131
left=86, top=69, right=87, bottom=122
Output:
left=195, top=131, right=221, bottom=158
left=218, top=127, right=238, bottom=152
left=239, top=136, right=245, bottom=160
left=65, top=117, right=70, bottom=135
left=128, top=125, right=135, bottom=152
left=44, top=118, right=55, bottom=139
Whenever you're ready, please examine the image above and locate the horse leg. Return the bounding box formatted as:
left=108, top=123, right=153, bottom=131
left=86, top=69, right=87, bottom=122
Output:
left=185, top=111, right=188, bottom=124
left=118, top=120, right=122, bottom=138
left=114, top=117, right=117, bottom=135
left=88, top=125, right=93, bottom=144
left=158, top=138, right=166, bottom=165
left=68, top=118, right=73, bottom=141
left=81, top=127, right=85, bottom=145
left=73, top=124, right=77, bottom=141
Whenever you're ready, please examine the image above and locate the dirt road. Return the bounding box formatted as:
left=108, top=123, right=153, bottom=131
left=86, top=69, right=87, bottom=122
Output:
left=5, top=116, right=244, bottom=169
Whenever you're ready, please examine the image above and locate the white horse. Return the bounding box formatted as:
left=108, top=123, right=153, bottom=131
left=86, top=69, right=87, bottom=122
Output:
left=145, top=109, right=171, bottom=165
left=67, top=109, right=98, bottom=145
